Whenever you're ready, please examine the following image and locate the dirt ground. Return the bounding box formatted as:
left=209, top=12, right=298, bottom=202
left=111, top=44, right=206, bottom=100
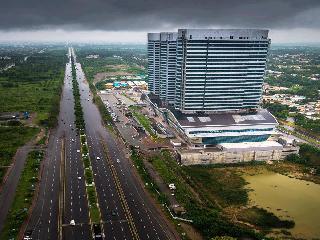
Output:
left=94, top=71, right=134, bottom=83
left=93, top=64, right=145, bottom=83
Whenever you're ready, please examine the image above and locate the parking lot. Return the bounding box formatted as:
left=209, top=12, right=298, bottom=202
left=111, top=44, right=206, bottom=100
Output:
left=99, top=90, right=171, bottom=150
left=100, top=91, right=146, bottom=147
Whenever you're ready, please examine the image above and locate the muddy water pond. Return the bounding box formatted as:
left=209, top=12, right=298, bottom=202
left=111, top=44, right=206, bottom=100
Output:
left=244, top=171, right=320, bottom=239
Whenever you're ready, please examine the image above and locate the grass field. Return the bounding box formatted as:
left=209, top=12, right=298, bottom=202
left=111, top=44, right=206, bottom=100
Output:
left=0, top=48, right=65, bottom=127
left=76, top=47, right=147, bottom=131
left=0, top=150, right=43, bottom=239
left=183, top=162, right=297, bottom=231
left=87, top=185, right=100, bottom=223
left=145, top=150, right=298, bottom=239
left=239, top=207, right=295, bottom=230
left=77, top=45, right=147, bottom=84
left=184, top=165, right=248, bottom=206
left=0, top=47, right=65, bottom=184
left=148, top=151, right=261, bottom=239
left=0, top=126, right=39, bottom=183
left=133, top=111, right=156, bottom=137
left=131, top=149, right=169, bottom=204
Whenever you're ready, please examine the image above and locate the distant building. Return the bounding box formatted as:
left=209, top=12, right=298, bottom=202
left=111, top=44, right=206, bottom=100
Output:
left=86, top=54, right=99, bottom=59
left=113, top=81, right=128, bottom=88
left=105, top=83, right=113, bottom=89
left=147, top=33, right=161, bottom=95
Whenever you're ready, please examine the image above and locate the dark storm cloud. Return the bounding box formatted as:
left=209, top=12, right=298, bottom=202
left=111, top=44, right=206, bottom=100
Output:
left=1, top=0, right=320, bottom=30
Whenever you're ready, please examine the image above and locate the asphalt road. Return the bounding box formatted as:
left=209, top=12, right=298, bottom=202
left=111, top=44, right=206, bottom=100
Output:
left=60, top=60, right=91, bottom=240
left=23, top=47, right=178, bottom=240
left=25, top=50, right=91, bottom=240
left=74, top=50, right=178, bottom=240
left=25, top=126, right=62, bottom=239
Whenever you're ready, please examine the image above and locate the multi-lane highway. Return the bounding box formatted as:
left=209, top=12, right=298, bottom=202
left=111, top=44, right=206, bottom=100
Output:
left=23, top=47, right=178, bottom=240
left=25, top=48, right=91, bottom=240
left=74, top=48, right=178, bottom=240
left=60, top=57, right=91, bottom=239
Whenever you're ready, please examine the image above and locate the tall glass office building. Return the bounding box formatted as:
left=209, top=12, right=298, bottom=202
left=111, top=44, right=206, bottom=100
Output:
left=174, top=29, right=270, bottom=113
left=159, top=32, right=178, bottom=104
left=147, top=29, right=277, bottom=147
left=147, top=33, right=161, bottom=95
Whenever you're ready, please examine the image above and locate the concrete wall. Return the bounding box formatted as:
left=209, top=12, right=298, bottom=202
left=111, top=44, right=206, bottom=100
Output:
left=178, top=149, right=285, bottom=165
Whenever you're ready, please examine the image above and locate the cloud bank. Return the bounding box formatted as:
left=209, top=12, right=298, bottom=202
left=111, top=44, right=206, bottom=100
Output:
left=1, top=0, right=320, bottom=31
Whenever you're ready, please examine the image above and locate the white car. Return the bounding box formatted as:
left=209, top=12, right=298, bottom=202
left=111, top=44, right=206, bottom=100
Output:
left=168, top=183, right=176, bottom=190
left=96, top=157, right=101, bottom=160
left=76, top=150, right=80, bottom=153
left=116, top=159, right=120, bottom=163
left=70, top=219, right=75, bottom=226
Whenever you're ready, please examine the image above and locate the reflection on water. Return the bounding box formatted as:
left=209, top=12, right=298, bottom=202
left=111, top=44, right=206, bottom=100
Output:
left=244, top=171, right=320, bottom=239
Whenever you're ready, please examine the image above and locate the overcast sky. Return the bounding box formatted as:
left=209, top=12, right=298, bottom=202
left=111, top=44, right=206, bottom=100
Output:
left=0, top=0, right=320, bottom=43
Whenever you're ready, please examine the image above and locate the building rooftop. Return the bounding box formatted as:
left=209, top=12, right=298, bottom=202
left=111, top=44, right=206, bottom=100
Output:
left=148, top=33, right=160, bottom=41
left=160, top=32, right=178, bottom=41
left=218, top=141, right=283, bottom=152
left=178, top=29, right=269, bottom=40
left=171, top=109, right=277, bottom=128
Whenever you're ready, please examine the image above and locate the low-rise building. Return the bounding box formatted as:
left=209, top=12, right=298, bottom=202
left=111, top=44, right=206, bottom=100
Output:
left=105, top=83, right=113, bottom=89
left=146, top=94, right=300, bottom=165
left=166, top=108, right=278, bottom=148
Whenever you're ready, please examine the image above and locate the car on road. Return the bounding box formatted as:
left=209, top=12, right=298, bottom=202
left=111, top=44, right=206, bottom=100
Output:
left=70, top=219, right=75, bottom=226
left=77, top=149, right=80, bottom=153
left=96, top=156, right=101, bottom=160
left=23, top=230, right=32, bottom=240
left=116, top=159, right=120, bottom=163
left=93, top=224, right=103, bottom=239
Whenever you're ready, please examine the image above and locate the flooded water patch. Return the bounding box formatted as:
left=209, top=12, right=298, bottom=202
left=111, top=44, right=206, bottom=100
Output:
left=244, top=171, right=320, bottom=239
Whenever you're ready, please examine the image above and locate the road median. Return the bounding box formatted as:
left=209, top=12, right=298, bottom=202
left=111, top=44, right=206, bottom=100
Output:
left=71, top=54, right=103, bottom=237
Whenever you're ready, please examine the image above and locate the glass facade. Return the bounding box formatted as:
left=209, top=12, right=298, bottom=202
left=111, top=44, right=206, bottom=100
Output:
left=147, top=33, right=161, bottom=95
left=202, top=134, right=270, bottom=145
left=189, top=128, right=274, bottom=135
left=174, top=29, right=270, bottom=113
left=159, top=32, right=177, bottom=103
